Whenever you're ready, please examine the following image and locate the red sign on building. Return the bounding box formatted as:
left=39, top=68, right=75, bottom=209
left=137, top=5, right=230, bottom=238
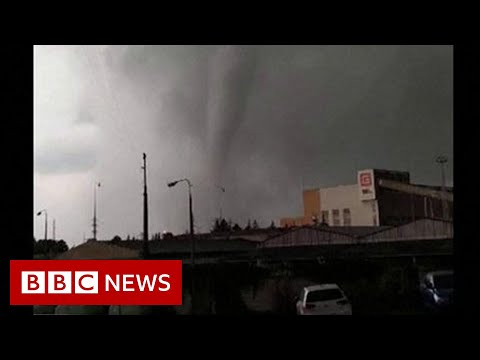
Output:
left=360, top=173, right=372, bottom=187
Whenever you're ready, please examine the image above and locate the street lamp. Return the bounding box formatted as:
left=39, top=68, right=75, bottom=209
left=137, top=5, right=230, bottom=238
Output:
left=435, top=155, right=448, bottom=220
left=168, top=178, right=195, bottom=313
left=167, top=179, right=195, bottom=267
left=36, top=209, right=48, bottom=241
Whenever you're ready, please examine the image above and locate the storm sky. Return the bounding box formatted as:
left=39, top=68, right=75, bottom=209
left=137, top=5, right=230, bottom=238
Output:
left=34, top=45, right=453, bottom=247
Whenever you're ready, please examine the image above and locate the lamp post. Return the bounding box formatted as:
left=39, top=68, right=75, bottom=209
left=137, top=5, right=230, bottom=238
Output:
left=36, top=209, right=48, bottom=241
left=168, top=179, right=194, bottom=266
left=436, top=155, right=448, bottom=220
left=168, top=178, right=195, bottom=313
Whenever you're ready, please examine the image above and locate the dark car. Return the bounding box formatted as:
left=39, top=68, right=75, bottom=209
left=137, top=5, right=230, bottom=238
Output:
left=420, top=270, right=453, bottom=313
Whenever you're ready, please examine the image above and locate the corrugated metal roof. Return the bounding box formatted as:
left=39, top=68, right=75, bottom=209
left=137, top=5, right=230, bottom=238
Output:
left=260, top=219, right=453, bottom=249
left=56, top=241, right=140, bottom=260
left=98, top=219, right=452, bottom=255
left=321, top=226, right=392, bottom=238
left=261, top=227, right=357, bottom=248
left=148, top=238, right=257, bottom=254
left=361, top=218, right=453, bottom=242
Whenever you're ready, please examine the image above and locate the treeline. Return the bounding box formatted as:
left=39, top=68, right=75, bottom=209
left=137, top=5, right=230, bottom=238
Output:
left=107, top=219, right=277, bottom=243
left=33, top=238, right=69, bottom=256
left=211, top=218, right=276, bottom=233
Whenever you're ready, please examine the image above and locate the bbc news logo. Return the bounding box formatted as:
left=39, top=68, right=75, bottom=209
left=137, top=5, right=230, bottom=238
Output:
left=10, top=260, right=182, bottom=305
left=22, top=271, right=99, bottom=294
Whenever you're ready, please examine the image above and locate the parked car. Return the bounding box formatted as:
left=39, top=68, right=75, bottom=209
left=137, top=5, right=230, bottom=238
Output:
left=295, top=284, right=352, bottom=315
left=419, top=270, right=453, bottom=313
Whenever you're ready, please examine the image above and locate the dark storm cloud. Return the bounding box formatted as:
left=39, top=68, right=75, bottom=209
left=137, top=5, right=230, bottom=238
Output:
left=206, top=45, right=258, bottom=183
left=105, top=45, right=213, bottom=142
left=106, top=45, right=452, bottom=228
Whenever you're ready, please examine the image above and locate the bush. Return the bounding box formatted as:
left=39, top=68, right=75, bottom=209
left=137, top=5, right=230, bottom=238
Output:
left=33, top=305, right=57, bottom=315
left=54, top=305, right=109, bottom=315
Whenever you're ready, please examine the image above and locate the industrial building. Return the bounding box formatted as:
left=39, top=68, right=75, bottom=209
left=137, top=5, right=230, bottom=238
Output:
left=280, top=169, right=453, bottom=228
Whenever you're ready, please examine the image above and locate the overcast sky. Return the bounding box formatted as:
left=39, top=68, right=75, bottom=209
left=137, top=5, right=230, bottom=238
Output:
left=34, top=45, right=453, bottom=247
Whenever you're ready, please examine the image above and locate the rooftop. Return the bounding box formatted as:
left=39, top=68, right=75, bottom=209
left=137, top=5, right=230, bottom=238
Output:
left=305, top=284, right=341, bottom=291
left=148, top=237, right=257, bottom=255
left=56, top=240, right=140, bottom=260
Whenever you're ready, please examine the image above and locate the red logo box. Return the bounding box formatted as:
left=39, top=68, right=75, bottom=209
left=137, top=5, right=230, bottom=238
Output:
left=10, top=260, right=182, bottom=305
left=360, top=173, right=372, bottom=187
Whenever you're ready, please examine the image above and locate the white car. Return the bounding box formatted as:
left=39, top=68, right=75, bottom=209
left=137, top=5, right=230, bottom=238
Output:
left=295, top=284, right=352, bottom=315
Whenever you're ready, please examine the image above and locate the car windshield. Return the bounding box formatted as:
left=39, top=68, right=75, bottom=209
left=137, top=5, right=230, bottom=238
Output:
left=306, top=289, right=343, bottom=302
left=434, top=274, right=453, bottom=290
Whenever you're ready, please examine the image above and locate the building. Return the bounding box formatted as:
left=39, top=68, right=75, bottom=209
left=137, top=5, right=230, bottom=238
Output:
left=280, top=169, right=453, bottom=228
left=56, top=240, right=140, bottom=260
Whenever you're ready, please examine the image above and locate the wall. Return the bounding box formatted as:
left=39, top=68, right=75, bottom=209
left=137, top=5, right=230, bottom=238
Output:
left=280, top=189, right=321, bottom=228
left=377, top=188, right=453, bottom=225
left=319, top=184, right=377, bottom=226
left=303, top=189, right=320, bottom=220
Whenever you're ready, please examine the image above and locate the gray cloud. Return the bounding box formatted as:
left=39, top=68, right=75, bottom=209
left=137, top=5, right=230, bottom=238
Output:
left=109, top=45, right=452, bottom=228
left=75, top=107, right=95, bottom=124
left=35, top=143, right=97, bottom=175
left=35, top=45, right=453, bottom=244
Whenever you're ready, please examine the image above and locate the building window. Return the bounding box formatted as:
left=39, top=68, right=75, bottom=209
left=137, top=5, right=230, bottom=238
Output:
left=343, top=208, right=351, bottom=226
left=321, top=210, right=329, bottom=225
left=332, top=209, right=340, bottom=226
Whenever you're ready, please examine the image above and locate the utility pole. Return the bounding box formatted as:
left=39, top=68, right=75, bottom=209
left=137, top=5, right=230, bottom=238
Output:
left=167, top=178, right=195, bottom=312
left=53, top=219, right=56, bottom=241
left=92, top=182, right=100, bottom=241
left=36, top=209, right=48, bottom=241
left=436, top=156, right=449, bottom=220
left=215, top=185, right=225, bottom=220
left=188, top=184, right=194, bottom=268
left=142, top=153, right=149, bottom=257
left=45, top=213, right=48, bottom=241
left=187, top=182, right=195, bottom=313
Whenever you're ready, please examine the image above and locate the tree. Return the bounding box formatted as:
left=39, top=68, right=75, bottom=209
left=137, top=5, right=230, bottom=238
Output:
left=126, top=235, right=131, bottom=241
left=252, top=220, right=259, bottom=230
left=212, top=218, right=221, bottom=233
left=162, top=232, right=174, bottom=240
left=212, top=218, right=231, bottom=233
left=232, top=223, right=241, bottom=232
left=111, top=235, right=122, bottom=243
left=245, top=220, right=252, bottom=231
left=34, top=239, right=68, bottom=256
left=220, top=218, right=230, bottom=232
left=55, top=240, right=68, bottom=253
left=269, top=221, right=276, bottom=229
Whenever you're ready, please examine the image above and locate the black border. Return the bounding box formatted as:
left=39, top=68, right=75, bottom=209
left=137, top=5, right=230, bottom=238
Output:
left=453, top=44, right=479, bottom=317
left=3, top=45, right=34, bottom=315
